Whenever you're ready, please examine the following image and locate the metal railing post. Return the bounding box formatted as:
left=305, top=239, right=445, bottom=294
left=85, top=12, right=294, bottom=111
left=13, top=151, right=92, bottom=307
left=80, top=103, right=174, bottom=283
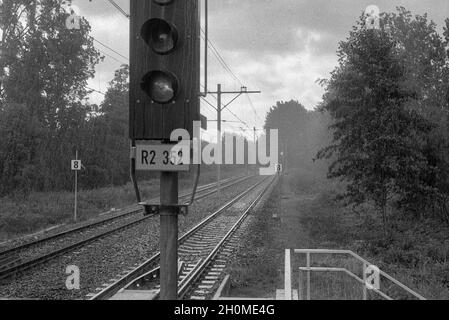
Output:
left=298, top=270, right=303, bottom=300
left=363, top=262, right=367, bottom=300
left=306, top=252, right=311, bottom=300
left=285, top=249, right=292, bottom=300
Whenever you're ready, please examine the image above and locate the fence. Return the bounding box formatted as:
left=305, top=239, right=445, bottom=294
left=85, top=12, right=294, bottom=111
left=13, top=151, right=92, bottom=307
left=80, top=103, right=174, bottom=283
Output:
left=284, top=249, right=426, bottom=300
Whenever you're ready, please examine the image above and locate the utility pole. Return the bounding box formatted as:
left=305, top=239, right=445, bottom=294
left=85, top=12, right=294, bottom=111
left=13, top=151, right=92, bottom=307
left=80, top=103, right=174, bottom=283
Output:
left=209, top=84, right=261, bottom=199
left=217, top=84, right=222, bottom=200
left=254, top=127, right=257, bottom=175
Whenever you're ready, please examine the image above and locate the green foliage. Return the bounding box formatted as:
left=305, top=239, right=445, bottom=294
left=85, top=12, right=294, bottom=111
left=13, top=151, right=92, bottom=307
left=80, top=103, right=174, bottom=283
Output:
left=0, top=2, right=137, bottom=195
left=0, top=0, right=104, bottom=194
left=297, top=180, right=449, bottom=299
left=81, top=65, right=130, bottom=187
left=0, top=103, right=43, bottom=194
left=317, top=7, right=449, bottom=225
left=264, top=100, right=331, bottom=172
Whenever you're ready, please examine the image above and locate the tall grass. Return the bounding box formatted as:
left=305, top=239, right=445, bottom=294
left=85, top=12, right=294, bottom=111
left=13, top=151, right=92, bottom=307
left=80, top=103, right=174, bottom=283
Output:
left=294, top=170, right=449, bottom=300
left=0, top=168, right=247, bottom=241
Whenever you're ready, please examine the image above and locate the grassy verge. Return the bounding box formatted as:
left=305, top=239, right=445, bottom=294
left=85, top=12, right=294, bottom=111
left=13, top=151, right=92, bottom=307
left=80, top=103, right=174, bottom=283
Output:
left=0, top=167, right=248, bottom=241
left=296, top=172, right=449, bottom=300
left=227, top=168, right=449, bottom=299
left=226, top=183, right=284, bottom=298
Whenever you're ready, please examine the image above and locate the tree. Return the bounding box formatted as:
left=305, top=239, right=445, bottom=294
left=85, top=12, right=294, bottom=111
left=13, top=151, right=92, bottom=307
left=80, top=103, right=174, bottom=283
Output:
left=317, top=13, right=435, bottom=231
left=0, top=103, right=43, bottom=194
left=380, top=9, right=449, bottom=218
left=264, top=100, right=330, bottom=171
left=95, top=65, right=129, bottom=186
left=0, top=0, right=102, bottom=193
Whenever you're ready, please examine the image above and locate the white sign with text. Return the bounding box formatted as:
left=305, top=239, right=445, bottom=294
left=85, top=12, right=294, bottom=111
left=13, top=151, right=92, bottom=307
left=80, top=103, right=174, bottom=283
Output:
left=136, top=144, right=189, bottom=172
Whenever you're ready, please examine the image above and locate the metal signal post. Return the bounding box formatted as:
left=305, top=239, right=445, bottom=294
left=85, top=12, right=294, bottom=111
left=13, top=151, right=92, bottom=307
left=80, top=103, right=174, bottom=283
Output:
left=130, top=0, right=201, bottom=300
left=159, top=171, right=179, bottom=300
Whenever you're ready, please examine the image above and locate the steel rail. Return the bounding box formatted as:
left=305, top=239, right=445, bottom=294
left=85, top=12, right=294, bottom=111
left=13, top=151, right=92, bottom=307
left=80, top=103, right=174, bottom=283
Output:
left=0, top=175, right=248, bottom=257
left=0, top=175, right=253, bottom=280
left=89, top=177, right=270, bottom=300
left=178, top=176, right=277, bottom=299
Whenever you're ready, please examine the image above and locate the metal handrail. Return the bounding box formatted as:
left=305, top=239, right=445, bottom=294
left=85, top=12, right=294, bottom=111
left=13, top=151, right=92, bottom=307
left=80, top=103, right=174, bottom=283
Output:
left=288, top=249, right=426, bottom=300
left=297, top=267, right=393, bottom=300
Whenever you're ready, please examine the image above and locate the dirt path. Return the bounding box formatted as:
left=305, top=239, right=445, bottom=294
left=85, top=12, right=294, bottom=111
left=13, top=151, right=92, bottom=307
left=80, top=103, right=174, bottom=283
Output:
left=277, top=173, right=317, bottom=250
left=226, top=172, right=319, bottom=298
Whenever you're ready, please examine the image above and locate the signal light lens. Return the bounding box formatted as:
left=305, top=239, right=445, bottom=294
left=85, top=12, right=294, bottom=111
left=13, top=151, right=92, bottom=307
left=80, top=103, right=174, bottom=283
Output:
left=153, top=0, right=173, bottom=5
left=141, top=71, right=179, bottom=104
left=141, top=18, right=178, bottom=55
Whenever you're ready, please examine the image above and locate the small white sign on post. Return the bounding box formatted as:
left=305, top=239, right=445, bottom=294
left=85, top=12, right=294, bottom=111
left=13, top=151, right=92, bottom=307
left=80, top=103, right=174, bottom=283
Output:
left=275, top=163, right=283, bottom=173
left=364, top=264, right=381, bottom=290
left=72, top=153, right=81, bottom=222
left=71, top=160, right=82, bottom=171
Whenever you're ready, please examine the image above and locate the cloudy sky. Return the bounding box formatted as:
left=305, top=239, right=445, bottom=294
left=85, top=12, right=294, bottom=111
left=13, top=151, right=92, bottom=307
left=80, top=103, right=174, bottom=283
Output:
left=72, top=0, right=449, bottom=138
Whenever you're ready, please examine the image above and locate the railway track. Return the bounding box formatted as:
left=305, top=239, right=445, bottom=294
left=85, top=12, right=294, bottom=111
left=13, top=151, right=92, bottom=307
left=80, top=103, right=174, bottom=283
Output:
left=0, top=175, right=252, bottom=281
left=89, top=175, right=277, bottom=300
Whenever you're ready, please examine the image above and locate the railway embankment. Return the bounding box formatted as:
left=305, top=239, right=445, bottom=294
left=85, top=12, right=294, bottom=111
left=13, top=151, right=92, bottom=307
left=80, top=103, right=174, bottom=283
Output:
left=226, top=169, right=449, bottom=299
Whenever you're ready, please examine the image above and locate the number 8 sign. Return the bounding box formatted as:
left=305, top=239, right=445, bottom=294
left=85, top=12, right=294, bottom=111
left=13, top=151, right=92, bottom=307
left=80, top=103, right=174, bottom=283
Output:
left=71, top=160, right=82, bottom=171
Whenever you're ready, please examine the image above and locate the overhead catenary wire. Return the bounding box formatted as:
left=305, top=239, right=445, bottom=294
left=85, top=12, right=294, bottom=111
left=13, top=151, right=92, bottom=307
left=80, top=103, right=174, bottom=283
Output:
left=1, top=1, right=123, bottom=99
left=87, top=86, right=106, bottom=96
left=225, top=107, right=251, bottom=130
left=101, top=1, right=245, bottom=91
left=91, top=37, right=129, bottom=62
left=199, top=32, right=264, bottom=125
left=200, top=29, right=243, bottom=87
left=247, top=94, right=264, bottom=123
left=100, top=0, right=263, bottom=129
left=105, top=0, right=130, bottom=18
left=97, top=47, right=128, bottom=65
left=201, top=84, right=217, bottom=101
left=101, top=2, right=250, bottom=96
left=200, top=96, right=248, bottom=132
left=201, top=96, right=218, bottom=111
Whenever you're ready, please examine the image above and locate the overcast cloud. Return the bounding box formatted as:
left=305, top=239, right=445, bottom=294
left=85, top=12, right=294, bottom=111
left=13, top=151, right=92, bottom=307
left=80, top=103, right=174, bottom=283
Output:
left=73, top=0, right=449, bottom=137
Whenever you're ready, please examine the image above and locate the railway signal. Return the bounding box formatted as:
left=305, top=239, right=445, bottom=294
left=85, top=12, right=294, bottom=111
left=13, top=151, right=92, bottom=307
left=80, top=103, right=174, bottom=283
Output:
left=129, top=0, right=202, bottom=301
left=129, top=0, right=200, bottom=140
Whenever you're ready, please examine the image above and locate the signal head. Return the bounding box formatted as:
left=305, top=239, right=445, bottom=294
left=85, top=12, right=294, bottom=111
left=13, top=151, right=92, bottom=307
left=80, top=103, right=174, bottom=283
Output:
left=141, top=18, right=178, bottom=55
left=153, top=0, right=174, bottom=5
left=140, top=70, right=179, bottom=104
